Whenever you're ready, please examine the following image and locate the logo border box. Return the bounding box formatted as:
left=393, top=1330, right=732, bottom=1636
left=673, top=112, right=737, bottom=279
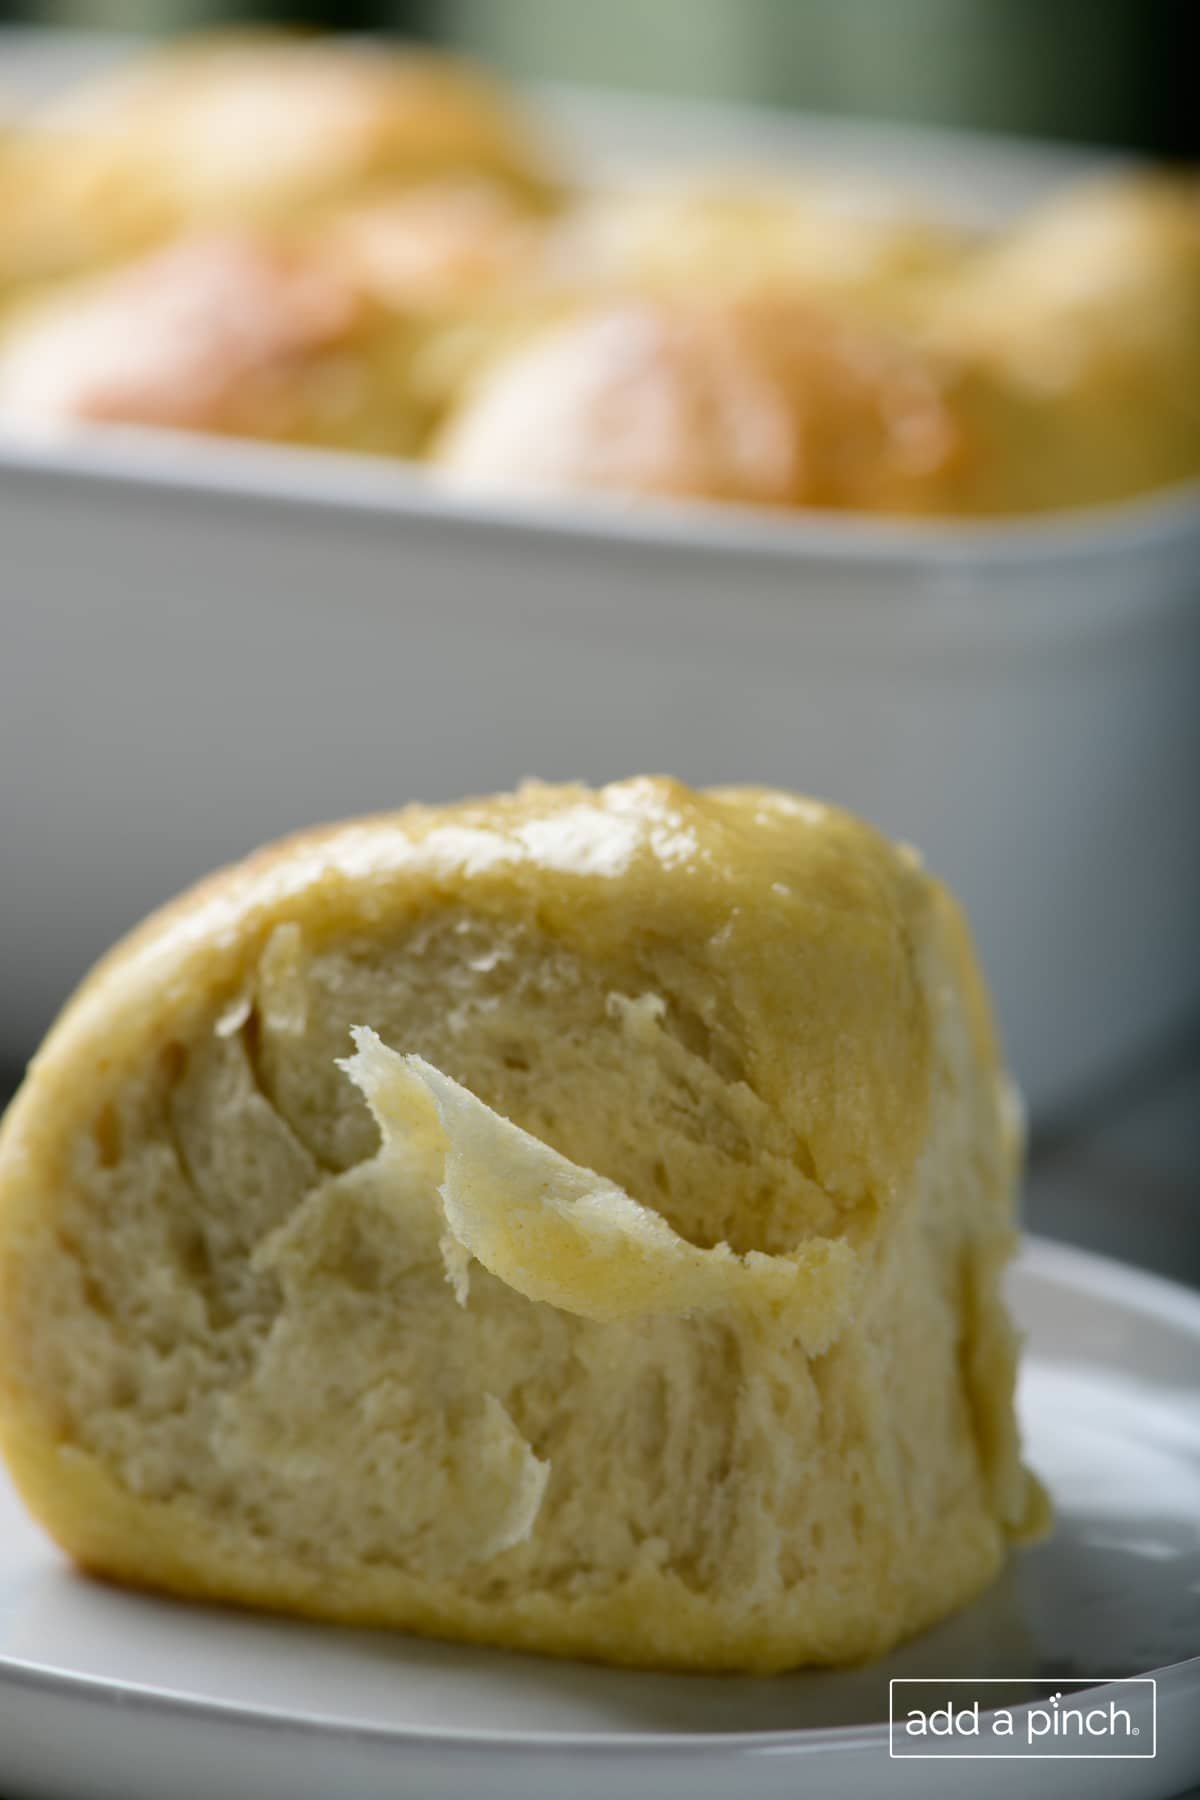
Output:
left=888, top=1676, right=1157, bottom=1760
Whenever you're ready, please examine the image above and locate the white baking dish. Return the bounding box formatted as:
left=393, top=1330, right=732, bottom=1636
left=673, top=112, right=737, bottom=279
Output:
left=2, top=33, right=1198, bottom=1114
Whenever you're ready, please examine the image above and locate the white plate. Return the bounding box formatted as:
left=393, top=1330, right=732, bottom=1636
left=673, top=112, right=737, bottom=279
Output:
left=1, top=1236, right=1198, bottom=1800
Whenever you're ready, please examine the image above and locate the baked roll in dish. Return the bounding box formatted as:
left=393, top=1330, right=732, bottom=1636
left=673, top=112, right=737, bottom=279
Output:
left=434, top=294, right=967, bottom=514
left=925, top=173, right=1200, bottom=512
left=545, top=179, right=967, bottom=317
left=0, top=232, right=420, bottom=453
left=0, top=34, right=551, bottom=297
left=0, top=125, right=170, bottom=300
left=0, top=778, right=1045, bottom=1672
left=45, top=34, right=552, bottom=218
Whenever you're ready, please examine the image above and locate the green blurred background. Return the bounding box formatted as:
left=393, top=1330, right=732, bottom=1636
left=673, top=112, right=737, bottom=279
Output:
left=0, top=0, right=1193, bottom=156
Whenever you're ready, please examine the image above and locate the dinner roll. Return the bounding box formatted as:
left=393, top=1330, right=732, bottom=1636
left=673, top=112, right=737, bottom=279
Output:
left=547, top=179, right=967, bottom=316
left=0, top=778, right=1045, bottom=1672
left=434, top=295, right=967, bottom=513
left=925, top=173, right=1200, bottom=511
left=0, top=124, right=169, bottom=298
left=1, top=33, right=551, bottom=296
left=0, top=232, right=419, bottom=452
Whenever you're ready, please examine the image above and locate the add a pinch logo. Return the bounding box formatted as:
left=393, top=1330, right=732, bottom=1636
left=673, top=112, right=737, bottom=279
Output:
left=889, top=1678, right=1156, bottom=1760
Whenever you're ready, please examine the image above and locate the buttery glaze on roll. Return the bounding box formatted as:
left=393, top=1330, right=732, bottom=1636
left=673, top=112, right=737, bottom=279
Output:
left=925, top=173, right=1200, bottom=513
left=434, top=295, right=968, bottom=513
left=0, top=232, right=422, bottom=451
left=0, top=777, right=1046, bottom=1672
left=44, top=34, right=550, bottom=226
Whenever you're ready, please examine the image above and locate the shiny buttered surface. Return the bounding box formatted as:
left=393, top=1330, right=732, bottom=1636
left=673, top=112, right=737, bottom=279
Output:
left=1, top=34, right=1195, bottom=510
left=0, top=778, right=1045, bottom=1671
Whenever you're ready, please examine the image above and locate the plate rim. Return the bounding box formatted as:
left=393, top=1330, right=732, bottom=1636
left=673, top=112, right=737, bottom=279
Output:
left=2, top=1232, right=1198, bottom=1759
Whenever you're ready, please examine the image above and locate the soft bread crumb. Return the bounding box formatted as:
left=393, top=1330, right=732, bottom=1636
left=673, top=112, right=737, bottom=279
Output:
left=343, top=1030, right=858, bottom=1344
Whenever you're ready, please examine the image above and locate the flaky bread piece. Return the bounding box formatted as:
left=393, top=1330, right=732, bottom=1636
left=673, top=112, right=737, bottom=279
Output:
left=0, top=778, right=1045, bottom=1672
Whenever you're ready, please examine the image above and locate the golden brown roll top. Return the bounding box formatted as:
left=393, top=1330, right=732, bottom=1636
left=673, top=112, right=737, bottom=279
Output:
left=0, top=33, right=553, bottom=295
left=433, top=294, right=969, bottom=513
left=0, top=232, right=422, bottom=451
left=925, top=173, right=1200, bottom=512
